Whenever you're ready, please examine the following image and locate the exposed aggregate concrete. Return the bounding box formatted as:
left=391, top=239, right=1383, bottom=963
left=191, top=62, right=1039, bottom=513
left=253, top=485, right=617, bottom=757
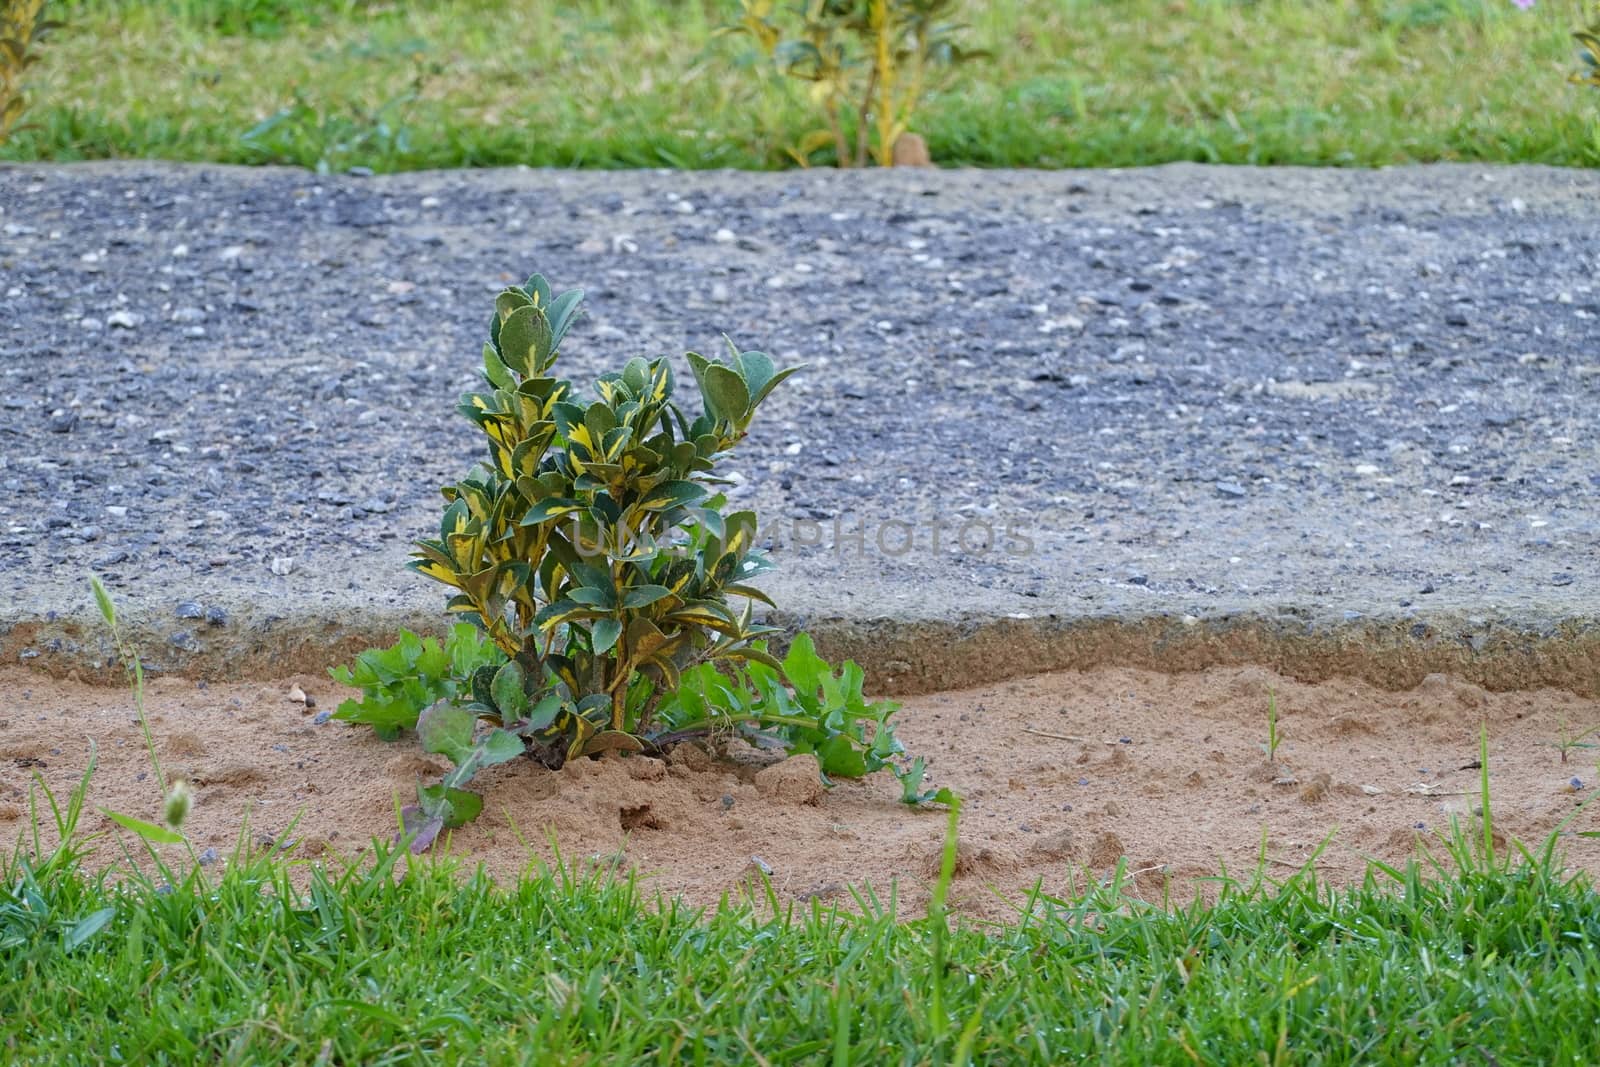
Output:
left=0, top=162, right=1596, bottom=691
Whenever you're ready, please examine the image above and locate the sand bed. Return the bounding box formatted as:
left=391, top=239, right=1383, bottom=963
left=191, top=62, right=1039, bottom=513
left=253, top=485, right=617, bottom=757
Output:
left=3, top=665, right=1598, bottom=918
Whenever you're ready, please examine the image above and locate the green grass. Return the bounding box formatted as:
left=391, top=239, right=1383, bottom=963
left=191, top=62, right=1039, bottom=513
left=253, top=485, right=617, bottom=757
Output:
left=4, top=0, right=1597, bottom=171
left=8, top=764, right=1600, bottom=1064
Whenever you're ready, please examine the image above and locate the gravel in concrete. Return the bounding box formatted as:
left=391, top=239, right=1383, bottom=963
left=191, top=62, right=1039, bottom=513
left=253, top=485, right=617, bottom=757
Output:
left=1, top=162, right=1596, bottom=691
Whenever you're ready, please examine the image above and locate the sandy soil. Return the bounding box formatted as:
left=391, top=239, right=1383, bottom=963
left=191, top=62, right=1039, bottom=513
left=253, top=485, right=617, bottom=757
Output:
left=3, top=665, right=1598, bottom=919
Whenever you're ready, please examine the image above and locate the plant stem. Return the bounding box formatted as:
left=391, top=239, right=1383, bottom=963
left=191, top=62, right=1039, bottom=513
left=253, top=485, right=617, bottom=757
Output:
left=854, top=63, right=878, bottom=167
left=871, top=0, right=895, bottom=166
left=95, top=585, right=167, bottom=794
left=927, top=794, right=962, bottom=1044
left=825, top=97, right=849, bottom=167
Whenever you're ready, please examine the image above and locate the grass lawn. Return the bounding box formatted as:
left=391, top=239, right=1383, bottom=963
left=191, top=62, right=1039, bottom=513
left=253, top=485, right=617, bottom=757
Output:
left=4, top=0, right=1597, bottom=171
left=7, top=769, right=1600, bottom=1064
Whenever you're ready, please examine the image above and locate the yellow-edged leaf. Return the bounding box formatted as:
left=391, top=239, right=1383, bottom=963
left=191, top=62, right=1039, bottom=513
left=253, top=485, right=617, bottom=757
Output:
left=409, top=559, right=462, bottom=589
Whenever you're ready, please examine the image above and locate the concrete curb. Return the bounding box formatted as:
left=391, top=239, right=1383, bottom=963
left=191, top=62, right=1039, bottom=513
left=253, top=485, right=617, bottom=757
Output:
left=8, top=601, right=1596, bottom=697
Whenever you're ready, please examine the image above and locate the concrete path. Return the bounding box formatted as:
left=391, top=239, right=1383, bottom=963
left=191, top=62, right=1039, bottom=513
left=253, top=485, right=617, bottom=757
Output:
left=1, top=162, right=1596, bottom=692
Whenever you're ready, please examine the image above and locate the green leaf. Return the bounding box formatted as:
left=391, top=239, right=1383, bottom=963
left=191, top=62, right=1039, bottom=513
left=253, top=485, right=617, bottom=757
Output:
left=782, top=633, right=829, bottom=695
left=331, top=694, right=419, bottom=735
left=497, top=304, right=552, bottom=376
left=490, top=661, right=529, bottom=718
left=495, top=287, right=532, bottom=324
left=526, top=692, right=563, bottom=732
left=688, top=507, right=725, bottom=541
left=591, top=617, right=623, bottom=655
left=520, top=498, right=585, bottom=525
left=479, top=728, right=524, bottom=767
left=568, top=586, right=617, bottom=609
left=535, top=599, right=603, bottom=629
left=724, top=582, right=776, bottom=608
left=546, top=288, right=585, bottom=349
left=717, top=644, right=783, bottom=671
left=751, top=366, right=803, bottom=409
left=524, top=274, right=553, bottom=307
left=736, top=349, right=776, bottom=402
left=621, top=357, right=650, bottom=395
left=621, top=585, right=673, bottom=610
left=482, top=341, right=514, bottom=390
left=684, top=350, right=711, bottom=395
left=419, top=784, right=485, bottom=829
left=815, top=734, right=869, bottom=779
left=703, top=364, right=750, bottom=423
left=417, top=703, right=475, bottom=765
left=102, top=809, right=184, bottom=845
left=637, top=480, right=707, bottom=512
left=64, top=907, right=118, bottom=951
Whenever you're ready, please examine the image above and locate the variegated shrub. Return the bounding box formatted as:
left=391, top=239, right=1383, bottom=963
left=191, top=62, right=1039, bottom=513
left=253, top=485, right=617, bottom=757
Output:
left=416, top=272, right=793, bottom=750
left=337, top=272, right=943, bottom=850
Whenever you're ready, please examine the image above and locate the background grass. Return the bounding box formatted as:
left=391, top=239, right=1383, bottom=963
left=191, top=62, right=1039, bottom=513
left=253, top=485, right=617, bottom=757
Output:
left=3, top=0, right=1597, bottom=171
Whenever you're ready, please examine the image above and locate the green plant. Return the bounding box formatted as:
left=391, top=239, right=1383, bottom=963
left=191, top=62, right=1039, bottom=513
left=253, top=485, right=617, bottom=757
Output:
left=90, top=576, right=165, bottom=796
left=2, top=756, right=118, bottom=959
left=240, top=52, right=434, bottom=174
left=12, top=1, right=1595, bottom=171
left=411, top=272, right=797, bottom=753
left=1261, top=689, right=1281, bottom=764
left=0, top=0, right=57, bottom=145
left=1575, top=4, right=1600, bottom=89
left=330, top=623, right=505, bottom=740
left=1546, top=718, right=1600, bottom=764
left=88, top=576, right=192, bottom=848
left=723, top=0, right=984, bottom=166
left=403, top=702, right=525, bottom=850
left=334, top=270, right=942, bottom=848
left=52, top=0, right=377, bottom=36
left=653, top=634, right=953, bottom=805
